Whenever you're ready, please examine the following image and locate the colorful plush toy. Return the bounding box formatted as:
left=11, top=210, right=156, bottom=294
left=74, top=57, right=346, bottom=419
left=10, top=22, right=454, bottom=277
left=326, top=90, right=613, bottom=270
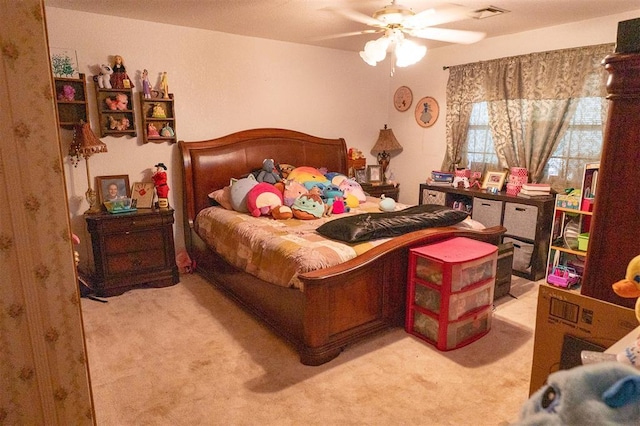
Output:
left=246, top=182, right=283, bottom=217
left=291, top=193, right=325, bottom=220
left=256, top=159, right=282, bottom=184
left=518, top=362, right=640, bottom=425
left=276, top=179, right=307, bottom=207
left=379, top=194, right=396, bottom=212
left=271, top=205, right=293, bottom=220
left=339, top=178, right=367, bottom=204
left=277, top=163, right=296, bottom=179
left=105, top=92, right=128, bottom=110
left=229, top=175, right=258, bottom=213
left=287, top=166, right=329, bottom=186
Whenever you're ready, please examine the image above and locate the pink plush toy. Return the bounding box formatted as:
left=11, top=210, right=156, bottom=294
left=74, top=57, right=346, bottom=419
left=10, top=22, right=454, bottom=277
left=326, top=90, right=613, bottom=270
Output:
left=246, top=182, right=284, bottom=217
left=104, top=92, right=128, bottom=111
left=339, top=178, right=367, bottom=204
left=57, top=84, right=75, bottom=101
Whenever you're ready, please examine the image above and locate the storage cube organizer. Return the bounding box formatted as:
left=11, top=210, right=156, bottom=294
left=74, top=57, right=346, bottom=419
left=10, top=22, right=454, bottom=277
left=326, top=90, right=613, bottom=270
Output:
left=406, top=237, right=497, bottom=351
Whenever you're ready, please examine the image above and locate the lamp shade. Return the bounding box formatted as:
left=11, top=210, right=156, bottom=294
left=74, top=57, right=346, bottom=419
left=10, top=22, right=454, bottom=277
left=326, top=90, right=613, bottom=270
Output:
left=70, top=121, right=107, bottom=160
left=371, top=125, right=403, bottom=155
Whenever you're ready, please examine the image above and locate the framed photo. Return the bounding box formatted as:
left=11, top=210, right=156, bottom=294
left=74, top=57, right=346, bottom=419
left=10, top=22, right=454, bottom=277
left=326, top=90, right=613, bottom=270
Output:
left=97, top=175, right=131, bottom=203
left=355, top=168, right=367, bottom=184
left=482, top=171, right=507, bottom=190
left=131, top=182, right=155, bottom=209
left=367, top=165, right=382, bottom=184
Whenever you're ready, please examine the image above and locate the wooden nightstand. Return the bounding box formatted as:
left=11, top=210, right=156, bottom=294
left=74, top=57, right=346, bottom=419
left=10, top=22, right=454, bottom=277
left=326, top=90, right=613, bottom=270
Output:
left=360, top=182, right=400, bottom=201
left=85, top=208, right=179, bottom=297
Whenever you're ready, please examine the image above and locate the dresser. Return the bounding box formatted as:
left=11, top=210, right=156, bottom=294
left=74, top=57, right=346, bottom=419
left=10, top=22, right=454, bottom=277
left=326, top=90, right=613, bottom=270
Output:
left=419, top=183, right=555, bottom=281
left=360, top=182, right=400, bottom=201
left=85, top=208, right=179, bottom=297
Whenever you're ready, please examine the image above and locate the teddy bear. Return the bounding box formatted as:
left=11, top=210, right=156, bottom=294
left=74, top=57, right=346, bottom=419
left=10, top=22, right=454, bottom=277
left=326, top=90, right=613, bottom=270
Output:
left=105, top=93, right=128, bottom=111
left=256, top=159, right=282, bottom=184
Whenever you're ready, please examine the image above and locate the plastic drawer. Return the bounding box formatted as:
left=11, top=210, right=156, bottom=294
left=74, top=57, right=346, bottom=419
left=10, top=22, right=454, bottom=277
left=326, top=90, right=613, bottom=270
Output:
left=410, top=307, right=492, bottom=350
left=414, top=284, right=441, bottom=314
left=472, top=198, right=503, bottom=228
left=448, top=280, right=494, bottom=321
left=414, top=253, right=496, bottom=291
left=503, top=202, right=538, bottom=240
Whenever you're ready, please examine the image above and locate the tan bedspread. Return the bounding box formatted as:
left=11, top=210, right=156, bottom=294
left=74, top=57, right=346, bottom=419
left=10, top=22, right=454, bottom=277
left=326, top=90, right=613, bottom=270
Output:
left=194, top=197, right=406, bottom=289
left=195, top=198, right=484, bottom=290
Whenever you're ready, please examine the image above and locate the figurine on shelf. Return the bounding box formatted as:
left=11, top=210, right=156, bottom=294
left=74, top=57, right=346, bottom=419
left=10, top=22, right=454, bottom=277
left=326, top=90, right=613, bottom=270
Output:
left=95, top=64, right=113, bottom=89
left=160, top=71, right=169, bottom=99
left=147, top=123, right=160, bottom=137
left=160, top=123, right=175, bottom=138
left=57, top=84, right=75, bottom=101
left=141, top=69, right=152, bottom=98
left=110, top=55, right=134, bottom=89
left=151, top=103, right=166, bottom=118
left=107, top=115, right=131, bottom=131
left=104, top=92, right=128, bottom=111
left=152, top=163, right=170, bottom=208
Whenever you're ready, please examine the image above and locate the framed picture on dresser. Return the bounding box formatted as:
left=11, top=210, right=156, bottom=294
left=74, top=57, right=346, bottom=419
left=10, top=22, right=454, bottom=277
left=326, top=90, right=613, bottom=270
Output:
left=97, top=175, right=130, bottom=203
left=367, top=165, right=382, bottom=184
left=131, top=182, right=155, bottom=209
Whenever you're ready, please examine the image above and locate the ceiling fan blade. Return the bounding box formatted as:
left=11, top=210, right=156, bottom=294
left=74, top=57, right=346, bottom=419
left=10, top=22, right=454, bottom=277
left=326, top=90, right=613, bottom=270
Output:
left=323, top=7, right=383, bottom=28
left=409, top=27, right=486, bottom=44
left=311, top=29, right=380, bottom=41
left=403, top=5, right=471, bottom=29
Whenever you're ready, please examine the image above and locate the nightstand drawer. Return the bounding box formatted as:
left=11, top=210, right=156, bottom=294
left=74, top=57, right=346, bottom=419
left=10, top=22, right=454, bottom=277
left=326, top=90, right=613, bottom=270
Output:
left=107, top=248, right=166, bottom=274
left=104, top=230, right=164, bottom=254
left=98, top=214, right=165, bottom=233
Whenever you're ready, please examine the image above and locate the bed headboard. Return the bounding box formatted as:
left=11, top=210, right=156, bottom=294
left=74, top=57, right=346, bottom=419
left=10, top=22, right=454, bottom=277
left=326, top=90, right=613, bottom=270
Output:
left=179, top=128, right=348, bottom=226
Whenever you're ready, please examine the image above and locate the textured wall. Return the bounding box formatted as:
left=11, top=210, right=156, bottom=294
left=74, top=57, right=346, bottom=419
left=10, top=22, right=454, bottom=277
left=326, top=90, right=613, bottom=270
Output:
left=0, top=1, right=93, bottom=424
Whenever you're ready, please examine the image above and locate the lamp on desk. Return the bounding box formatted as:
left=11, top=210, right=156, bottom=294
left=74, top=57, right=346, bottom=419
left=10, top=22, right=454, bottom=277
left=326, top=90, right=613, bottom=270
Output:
left=70, top=121, right=108, bottom=214
left=371, top=124, right=403, bottom=182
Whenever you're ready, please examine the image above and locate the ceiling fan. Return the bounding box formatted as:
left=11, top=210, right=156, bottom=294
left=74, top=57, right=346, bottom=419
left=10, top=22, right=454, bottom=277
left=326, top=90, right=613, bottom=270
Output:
left=330, top=1, right=486, bottom=67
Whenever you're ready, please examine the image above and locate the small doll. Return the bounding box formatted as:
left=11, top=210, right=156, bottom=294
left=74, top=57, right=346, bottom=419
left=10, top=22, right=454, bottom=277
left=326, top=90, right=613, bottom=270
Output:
left=110, top=55, right=134, bottom=89
left=152, top=163, right=169, bottom=208
left=141, top=69, right=152, bottom=98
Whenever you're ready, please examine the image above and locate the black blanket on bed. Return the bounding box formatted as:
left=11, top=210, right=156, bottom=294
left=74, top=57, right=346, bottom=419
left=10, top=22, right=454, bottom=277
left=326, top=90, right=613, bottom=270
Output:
left=316, top=204, right=469, bottom=243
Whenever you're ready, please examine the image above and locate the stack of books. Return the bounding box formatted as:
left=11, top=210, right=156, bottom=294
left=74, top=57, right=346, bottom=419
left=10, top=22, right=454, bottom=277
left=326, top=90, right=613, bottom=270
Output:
left=517, top=183, right=552, bottom=198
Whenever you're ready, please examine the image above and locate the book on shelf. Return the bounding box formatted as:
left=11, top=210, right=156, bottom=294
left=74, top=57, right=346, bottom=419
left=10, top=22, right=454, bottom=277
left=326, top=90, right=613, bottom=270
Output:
left=522, top=183, right=551, bottom=191
left=519, top=188, right=551, bottom=196
left=517, top=192, right=551, bottom=199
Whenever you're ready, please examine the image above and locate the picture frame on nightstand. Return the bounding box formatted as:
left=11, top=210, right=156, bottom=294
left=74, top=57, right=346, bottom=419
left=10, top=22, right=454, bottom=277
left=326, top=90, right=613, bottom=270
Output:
left=367, top=165, right=382, bottom=184
left=97, top=175, right=131, bottom=203
left=131, top=182, right=155, bottom=209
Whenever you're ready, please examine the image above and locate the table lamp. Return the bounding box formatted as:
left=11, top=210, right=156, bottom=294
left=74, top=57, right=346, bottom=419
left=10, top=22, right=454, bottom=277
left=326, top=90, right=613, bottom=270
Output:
left=371, top=124, right=403, bottom=182
left=70, top=121, right=108, bottom=214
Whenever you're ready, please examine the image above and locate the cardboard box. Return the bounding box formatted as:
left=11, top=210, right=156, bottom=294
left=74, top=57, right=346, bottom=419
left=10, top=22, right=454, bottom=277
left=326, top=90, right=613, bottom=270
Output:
left=529, top=284, right=638, bottom=395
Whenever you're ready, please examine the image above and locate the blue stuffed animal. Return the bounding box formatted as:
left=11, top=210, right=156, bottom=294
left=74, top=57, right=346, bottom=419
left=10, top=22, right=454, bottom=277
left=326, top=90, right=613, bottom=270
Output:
left=517, top=362, right=640, bottom=425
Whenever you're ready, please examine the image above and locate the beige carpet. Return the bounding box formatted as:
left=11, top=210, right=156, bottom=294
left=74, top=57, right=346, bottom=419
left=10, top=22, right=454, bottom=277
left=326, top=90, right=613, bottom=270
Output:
left=81, top=273, right=539, bottom=425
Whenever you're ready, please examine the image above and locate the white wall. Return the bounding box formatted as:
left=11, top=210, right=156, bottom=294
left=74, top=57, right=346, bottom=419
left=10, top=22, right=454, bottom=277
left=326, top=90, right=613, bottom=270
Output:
left=385, top=10, right=640, bottom=206
left=45, top=7, right=389, bottom=264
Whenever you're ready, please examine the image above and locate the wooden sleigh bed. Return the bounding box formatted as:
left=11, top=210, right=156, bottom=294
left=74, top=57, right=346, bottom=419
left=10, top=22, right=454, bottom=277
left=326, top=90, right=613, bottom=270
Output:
left=179, top=128, right=506, bottom=365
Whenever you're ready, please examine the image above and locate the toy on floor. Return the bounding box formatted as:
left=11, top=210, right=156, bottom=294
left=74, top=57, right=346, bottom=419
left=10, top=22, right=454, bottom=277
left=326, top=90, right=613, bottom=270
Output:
left=518, top=361, right=640, bottom=425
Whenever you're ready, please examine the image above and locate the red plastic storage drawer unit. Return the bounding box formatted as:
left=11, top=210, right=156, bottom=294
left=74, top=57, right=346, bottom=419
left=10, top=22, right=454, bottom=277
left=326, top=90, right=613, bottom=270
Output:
left=406, top=237, right=498, bottom=351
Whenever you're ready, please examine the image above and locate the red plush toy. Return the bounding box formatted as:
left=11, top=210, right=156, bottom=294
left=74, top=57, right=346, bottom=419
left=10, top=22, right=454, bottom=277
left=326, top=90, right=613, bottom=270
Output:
left=246, top=182, right=283, bottom=217
left=152, top=163, right=169, bottom=208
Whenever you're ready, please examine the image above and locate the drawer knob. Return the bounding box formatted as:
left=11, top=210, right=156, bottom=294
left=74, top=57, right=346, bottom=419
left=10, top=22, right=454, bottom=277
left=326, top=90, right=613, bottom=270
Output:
left=132, top=258, right=142, bottom=267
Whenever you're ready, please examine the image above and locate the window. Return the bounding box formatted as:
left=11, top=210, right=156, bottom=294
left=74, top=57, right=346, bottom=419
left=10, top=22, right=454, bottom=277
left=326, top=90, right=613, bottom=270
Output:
left=461, top=98, right=604, bottom=188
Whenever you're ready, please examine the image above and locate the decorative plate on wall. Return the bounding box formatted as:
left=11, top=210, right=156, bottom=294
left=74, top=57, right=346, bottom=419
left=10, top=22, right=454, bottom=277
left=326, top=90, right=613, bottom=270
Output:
left=393, top=86, right=413, bottom=112
left=414, top=96, right=439, bottom=128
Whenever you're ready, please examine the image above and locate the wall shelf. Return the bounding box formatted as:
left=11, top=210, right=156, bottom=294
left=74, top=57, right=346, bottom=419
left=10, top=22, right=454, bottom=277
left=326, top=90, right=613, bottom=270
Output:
left=94, top=87, right=136, bottom=137
left=139, top=93, right=176, bottom=144
left=54, top=73, right=88, bottom=129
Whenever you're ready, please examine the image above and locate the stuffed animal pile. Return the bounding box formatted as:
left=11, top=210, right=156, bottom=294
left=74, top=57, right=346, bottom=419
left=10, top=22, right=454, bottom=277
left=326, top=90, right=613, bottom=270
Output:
left=221, top=160, right=368, bottom=220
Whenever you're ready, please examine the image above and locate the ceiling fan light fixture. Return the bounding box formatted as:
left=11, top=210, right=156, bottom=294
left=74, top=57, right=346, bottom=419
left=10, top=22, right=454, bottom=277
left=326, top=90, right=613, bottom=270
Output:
left=394, top=38, right=426, bottom=67
left=360, top=36, right=390, bottom=66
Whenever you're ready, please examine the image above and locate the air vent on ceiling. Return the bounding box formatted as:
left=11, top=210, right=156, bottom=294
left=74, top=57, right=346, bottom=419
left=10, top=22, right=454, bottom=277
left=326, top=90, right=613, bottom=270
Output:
left=470, top=6, right=509, bottom=20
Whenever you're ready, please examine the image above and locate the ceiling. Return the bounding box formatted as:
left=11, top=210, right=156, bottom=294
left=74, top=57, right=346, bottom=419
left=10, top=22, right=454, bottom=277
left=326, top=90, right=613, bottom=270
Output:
left=46, top=1, right=638, bottom=52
